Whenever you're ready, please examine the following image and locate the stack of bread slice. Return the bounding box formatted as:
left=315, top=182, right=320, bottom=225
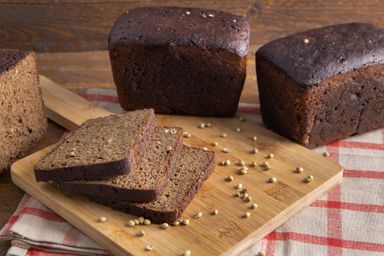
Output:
left=34, top=109, right=214, bottom=223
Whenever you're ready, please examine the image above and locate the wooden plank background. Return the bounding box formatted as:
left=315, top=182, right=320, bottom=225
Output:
left=0, top=0, right=383, bottom=254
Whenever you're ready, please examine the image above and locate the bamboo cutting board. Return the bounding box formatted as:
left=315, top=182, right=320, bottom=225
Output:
left=11, top=76, right=343, bottom=256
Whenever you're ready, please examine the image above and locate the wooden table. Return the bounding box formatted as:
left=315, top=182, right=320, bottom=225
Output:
left=1, top=1, right=383, bottom=254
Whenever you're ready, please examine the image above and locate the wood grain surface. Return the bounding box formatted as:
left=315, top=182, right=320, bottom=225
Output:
left=0, top=0, right=383, bottom=254
left=11, top=76, right=342, bottom=255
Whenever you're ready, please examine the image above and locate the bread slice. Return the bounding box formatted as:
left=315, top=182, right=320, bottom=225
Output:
left=0, top=49, right=47, bottom=174
left=58, top=126, right=184, bottom=203
left=34, top=109, right=155, bottom=182
left=93, top=146, right=215, bottom=223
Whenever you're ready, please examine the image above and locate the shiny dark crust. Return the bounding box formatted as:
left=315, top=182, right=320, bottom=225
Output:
left=257, top=23, right=384, bottom=87
left=109, top=7, right=249, bottom=57
left=256, top=23, right=384, bottom=148
left=109, top=7, right=249, bottom=116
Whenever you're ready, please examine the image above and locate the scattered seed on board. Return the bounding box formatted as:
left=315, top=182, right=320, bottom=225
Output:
left=261, top=161, right=271, bottom=170
left=266, top=153, right=274, bottom=159
left=241, top=193, right=249, bottom=199
left=193, top=212, right=203, bottom=219
left=183, top=131, right=192, bottom=138
left=182, top=250, right=192, bottom=256
left=224, top=159, right=231, bottom=166
left=198, top=123, right=205, bottom=128
left=243, top=196, right=252, bottom=202
left=69, top=151, right=75, bottom=157
left=127, top=220, right=135, bottom=227
left=145, top=244, right=153, bottom=251
left=304, top=175, right=314, bottom=183
left=226, top=175, right=234, bottom=182
left=250, top=148, right=258, bottom=154
left=185, top=10, right=191, bottom=15
left=234, top=191, right=241, bottom=197
left=252, top=136, right=258, bottom=141
left=160, top=223, right=169, bottom=229
left=237, top=160, right=245, bottom=166
left=222, top=147, right=230, bottom=153
left=250, top=161, right=257, bottom=167
left=235, top=183, right=243, bottom=189
left=202, top=147, right=208, bottom=151
left=144, top=219, right=151, bottom=225
left=236, top=127, right=242, bottom=132
left=322, top=152, right=330, bottom=157
left=268, top=177, right=277, bottom=183
left=296, top=166, right=304, bottom=173
left=243, top=212, right=251, bottom=218
left=139, top=217, right=145, bottom=224
left=239, top=116, right=246, bottom=121
left=221, top=133, right=228, bottom=138
left=206, top=123, right=212, bottom=128
left=97, top=217, right=107, bottom=223
left=166, top=146, right=173, bottom=152
left=182, top=219, right=190, bottom=225
left=257, top=252, right=265, bottom=256
left=250, top=203, right=258, bottom=209
left=170, top=128, right=177, bottom=134
left=212, top=141, right=218, bottom=147
left=137, top=230, right=145, bottom=237
left=303, top=38, right=309, bottom=44
left=134, top=219, right=140, bottom=225
left=173, top=220, right=180, bottom=226
left=239, top=167, right=248, bottom=175
left=211, top=209, right=219, bottom=215
left=208, top=13, right=215, bottom=18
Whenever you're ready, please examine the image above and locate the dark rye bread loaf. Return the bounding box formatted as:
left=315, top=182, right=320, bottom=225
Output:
left=0, top=49, right=47, bottom=174
left=256, top=23, right=384, bottom=148
left=58, top=127, right=183, bottom=203
left=109, top=7, right=250, bottom=117
left=34, top=109, right=155, bottom=182
left=93, top=146, right=215, bottom=224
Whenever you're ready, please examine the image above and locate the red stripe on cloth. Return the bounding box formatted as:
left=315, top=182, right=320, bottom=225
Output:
left=265, top=232, right=276, bottom=256
left=237, top=105, right=261, bottom=115
left=63, top=226, right=80, bottom=247
left=269, top=232, right=384, bottom=252
left=27, top=249, right=78, bottom=256
left=83, top=94, right=119, bottom=104
left=326, top=145, right=343, bottom=256
left=21, top=208, right=65, bottom=222
left=312, top=200, right=384, bottom=213
left=344, top=169, right=384, bottom=179
left=328, top=141, right=384, bottom=150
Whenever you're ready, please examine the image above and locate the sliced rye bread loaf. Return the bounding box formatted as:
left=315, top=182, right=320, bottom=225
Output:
left=58, top=126, right=183, bottom=203
left=0, top=49, right=47, bottom=174
left=34, top=109, right=155, bottom=182
left=93, top=146, right=215, bottom=223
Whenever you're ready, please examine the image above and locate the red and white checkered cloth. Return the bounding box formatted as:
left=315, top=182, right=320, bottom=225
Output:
left=1, top=88, right=383, bottom=256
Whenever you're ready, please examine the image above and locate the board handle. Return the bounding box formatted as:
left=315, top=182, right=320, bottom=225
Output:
left=39, top=75, right=112, bottom=131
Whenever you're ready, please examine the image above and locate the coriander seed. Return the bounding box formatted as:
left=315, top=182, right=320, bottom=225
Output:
left=243, top=212, right=251, bottom=218
left=182, top=219, right=190, bottom=225
left=250, top=148, right=258, bottom=154
left=211, top=209, right=219, bottom=215
left=160, top=223, right=169, bottom=229
left=212, top=141, right=218, bottom=147
left=222, top=147, right=230, bottom=153
left=137, top=230, right=145, bottom=237
left=182, top=250, right=192, bottom=256
left=250, top=203, right=258, bottom=209
left=202, top=147, right=208, bottom=151
left=173, top=220, right=180, bottom=226
left=303, top=38, right=309, bottom=44
left=250, top=161, right=257, bottom=167
left=236, top=127, right=242, bottom=132
left=252, top=136, right=257, bottom=141
left=97, top=217, right=107, bottom=223
left=266, top=153, right=274, bottom=159
left=193, top=212, right=203, bottom=219
left=134, top=219, right=140, bottom=225
left=322, top=152, right=330, bottom=157
left=235, top=183, right=243, bottom=189
left=144, top=219, right=151, bottom=225
left=221, top=133, right=227, bottom=138
left=127, top=220, right=135, bottom=227
left=226, top=175, right=234, bottom=182
left=198, top=123, right=205, bottom=128
left=239, top=116, right=246, bottom=121
left=268, top=177, right=277, bottom=183
left=145, top=244, right=153, bottom=251
left=296, top=166, right=304, bottom=173
left=237, top=160, right=245, bottom=166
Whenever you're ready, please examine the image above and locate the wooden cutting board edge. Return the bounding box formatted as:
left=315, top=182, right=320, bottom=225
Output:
left=10, top=76, right=343, bottom=255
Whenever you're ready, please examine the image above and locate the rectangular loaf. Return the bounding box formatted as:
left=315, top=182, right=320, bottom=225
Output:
left=109, top=7, right=250, bottom=117
left=58, top=127, right=183, bottom=203
left=256, top=23, right=384, bottom=148
left=34, top=109, right=155, bottom=182
left=0, top=49, right=47, bottom=174
left=92, top=146, right=215, bottom=223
